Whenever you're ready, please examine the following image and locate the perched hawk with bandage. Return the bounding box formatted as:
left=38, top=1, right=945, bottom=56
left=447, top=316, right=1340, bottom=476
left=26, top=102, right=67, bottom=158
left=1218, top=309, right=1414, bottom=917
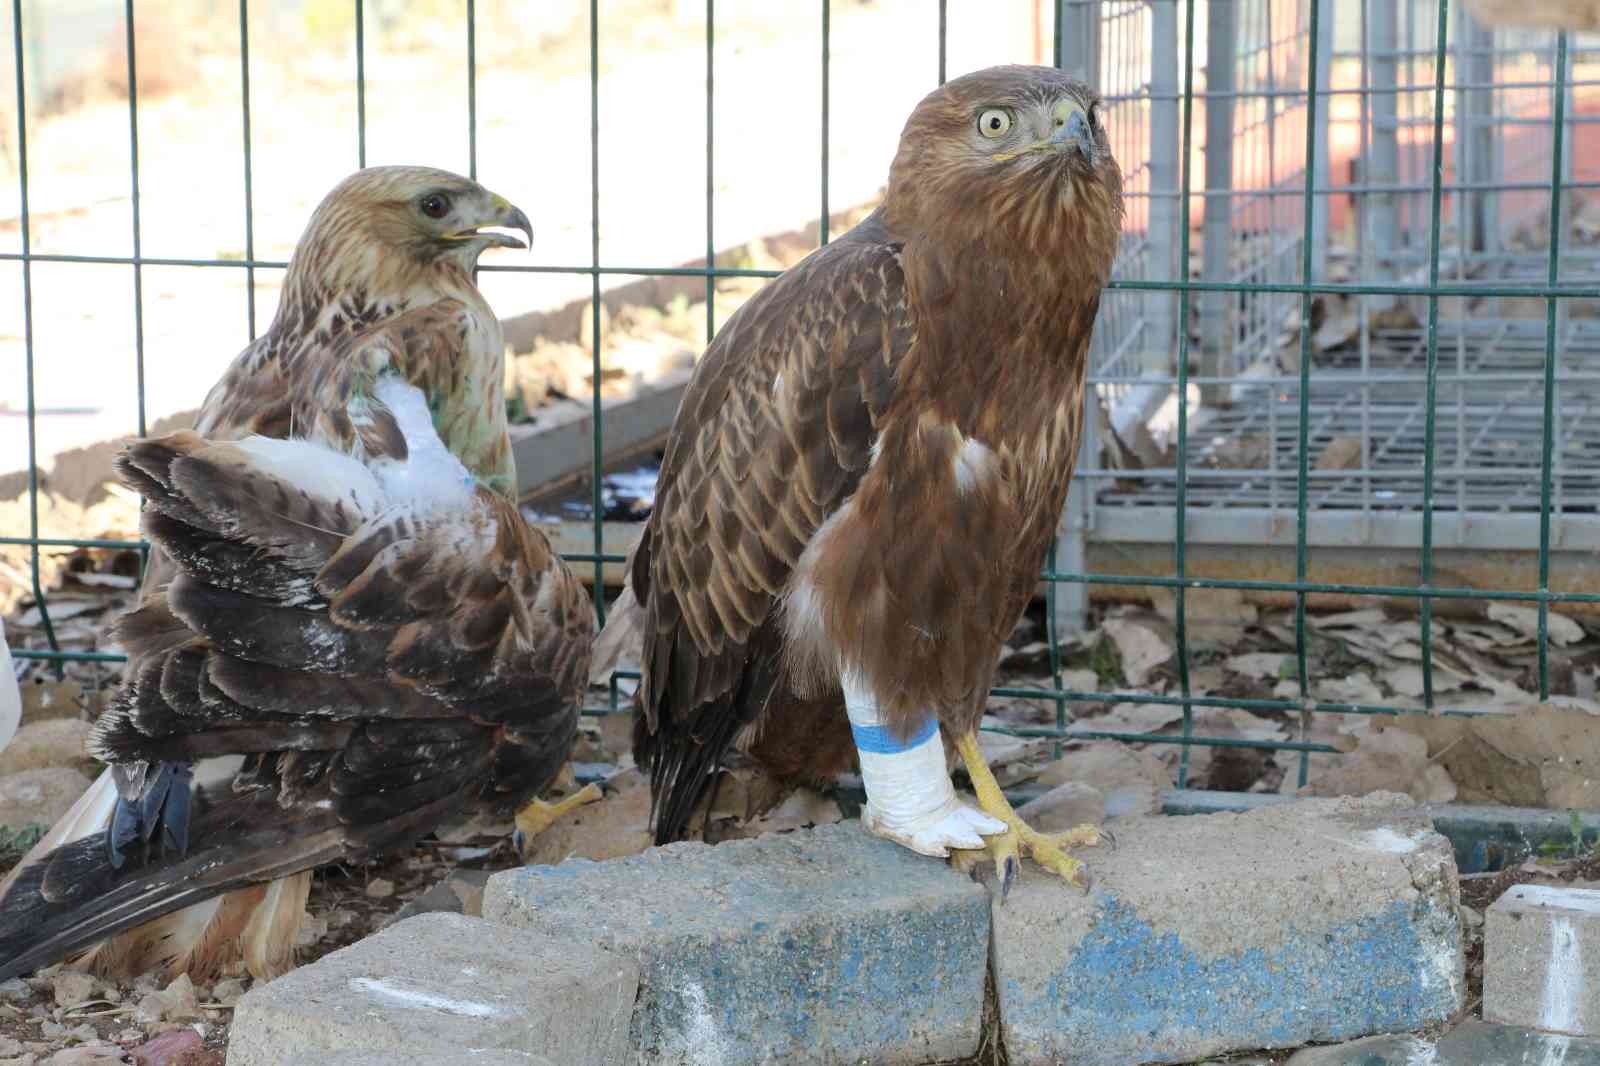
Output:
left=0, top=167, right=596, bottom=982
left=623, top=65, right=1123, bottom=890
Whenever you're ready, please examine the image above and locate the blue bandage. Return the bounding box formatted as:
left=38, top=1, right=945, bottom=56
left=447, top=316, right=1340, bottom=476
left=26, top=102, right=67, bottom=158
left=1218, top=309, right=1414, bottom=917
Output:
left=850, top=715, right=939, bottom=755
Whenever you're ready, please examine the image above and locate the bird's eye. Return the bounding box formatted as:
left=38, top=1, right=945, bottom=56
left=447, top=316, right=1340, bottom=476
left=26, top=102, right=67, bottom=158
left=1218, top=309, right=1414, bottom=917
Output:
left=977, top=108, right=1012, bottom=139
left=419, top=193, right=451, bottom=219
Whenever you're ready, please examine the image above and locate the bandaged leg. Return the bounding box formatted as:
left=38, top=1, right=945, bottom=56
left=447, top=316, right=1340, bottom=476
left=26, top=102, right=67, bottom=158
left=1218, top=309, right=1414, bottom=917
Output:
left=843, top=671, right=1006, bottom=857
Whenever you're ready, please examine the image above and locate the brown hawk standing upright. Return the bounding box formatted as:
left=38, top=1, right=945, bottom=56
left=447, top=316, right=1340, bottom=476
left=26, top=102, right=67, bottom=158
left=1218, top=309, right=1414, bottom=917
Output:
left=624, top=65, right=1124, bottom=890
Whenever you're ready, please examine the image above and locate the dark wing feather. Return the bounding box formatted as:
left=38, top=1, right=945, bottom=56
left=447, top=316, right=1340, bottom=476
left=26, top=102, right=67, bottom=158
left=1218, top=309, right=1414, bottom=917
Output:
left=633, top=219, right=915, bottom=842
left=0, top=425, right=591, bottom=981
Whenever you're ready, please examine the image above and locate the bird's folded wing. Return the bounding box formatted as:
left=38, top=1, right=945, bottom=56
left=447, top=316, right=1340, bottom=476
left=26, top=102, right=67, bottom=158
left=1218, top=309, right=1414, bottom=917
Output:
left=630, top=233, right=916, bottom=837
left=98, top=423, right=590, bottom=828
left=0, top=380, right=589, bottom=980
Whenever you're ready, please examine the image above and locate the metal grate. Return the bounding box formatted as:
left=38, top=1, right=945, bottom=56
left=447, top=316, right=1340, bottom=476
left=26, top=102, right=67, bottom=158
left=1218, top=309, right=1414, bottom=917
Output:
left=3, top=0, right=1596, bottom=801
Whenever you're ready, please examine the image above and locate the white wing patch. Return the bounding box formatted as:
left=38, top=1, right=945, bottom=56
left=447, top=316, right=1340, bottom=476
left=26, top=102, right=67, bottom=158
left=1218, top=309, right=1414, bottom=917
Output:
left=952, top=436, right=996, bottom=494
left=231, top=435, right=385, bottom=514
left=369, top=376, right=477, bottom=513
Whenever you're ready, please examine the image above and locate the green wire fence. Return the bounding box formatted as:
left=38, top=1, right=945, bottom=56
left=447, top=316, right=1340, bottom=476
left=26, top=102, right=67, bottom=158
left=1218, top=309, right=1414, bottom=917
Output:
left=3, top=1, right=1596, bottom=800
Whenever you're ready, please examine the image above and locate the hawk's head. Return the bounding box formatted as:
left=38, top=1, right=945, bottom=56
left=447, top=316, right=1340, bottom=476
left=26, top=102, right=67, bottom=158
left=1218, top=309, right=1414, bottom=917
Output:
left=286, top=165, right=533, bottom=297
left=885, top=65, right=1122, bottom=271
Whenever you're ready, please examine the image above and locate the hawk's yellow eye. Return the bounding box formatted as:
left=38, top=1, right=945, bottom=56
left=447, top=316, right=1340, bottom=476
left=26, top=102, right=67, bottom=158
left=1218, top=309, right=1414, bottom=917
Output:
left=977, top=109, right=1012, bottom=139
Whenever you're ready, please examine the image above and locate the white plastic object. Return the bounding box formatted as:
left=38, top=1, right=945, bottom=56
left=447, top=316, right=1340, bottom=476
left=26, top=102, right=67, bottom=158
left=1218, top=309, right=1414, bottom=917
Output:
left=0, top=617, right=20, bottom=755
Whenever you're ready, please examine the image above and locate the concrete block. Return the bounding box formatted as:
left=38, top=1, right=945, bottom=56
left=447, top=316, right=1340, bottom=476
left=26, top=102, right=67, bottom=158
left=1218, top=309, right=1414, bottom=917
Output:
left=1485, top=883, right=1600, bottom=1035
left=225, top=912, right=637, bottom=1066
left=1285, top=1033, right=1444, bottom=1065
left=1286, top=1021, right=1600, bottom=1065
left=284, top=1054, right=554, bottom=1066
left=483, top=821, right=990, bottom=1066
left=1435, top=1019, right=1600, bottom=1064
left=991, top=793, right=1464, bottom=1066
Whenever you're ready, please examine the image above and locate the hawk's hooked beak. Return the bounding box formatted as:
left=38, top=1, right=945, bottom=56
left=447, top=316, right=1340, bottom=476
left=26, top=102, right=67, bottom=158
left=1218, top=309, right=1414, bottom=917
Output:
left=449, top=195, right=534, bottom=250
left=992, top=105, right=1094, bottom=164
left=1047, top=107, right=1094, bottom=159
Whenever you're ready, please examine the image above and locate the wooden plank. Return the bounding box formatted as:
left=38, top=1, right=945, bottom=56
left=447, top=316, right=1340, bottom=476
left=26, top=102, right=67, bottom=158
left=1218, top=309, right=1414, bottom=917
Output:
left=530, top=519, right=643, bottom=588
left=510, top=368, right=692, bottom=500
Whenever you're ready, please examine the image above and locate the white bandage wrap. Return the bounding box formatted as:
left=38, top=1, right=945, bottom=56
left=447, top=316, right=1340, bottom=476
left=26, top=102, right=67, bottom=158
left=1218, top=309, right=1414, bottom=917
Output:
left=842, top=671, right=1006, bottom=857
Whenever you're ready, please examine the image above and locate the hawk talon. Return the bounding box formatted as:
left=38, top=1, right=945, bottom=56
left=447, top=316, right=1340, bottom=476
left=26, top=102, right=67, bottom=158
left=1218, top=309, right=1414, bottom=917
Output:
left=512, top=782, right=603, bottom=861
left=951, top=732, right=1107, bottom=895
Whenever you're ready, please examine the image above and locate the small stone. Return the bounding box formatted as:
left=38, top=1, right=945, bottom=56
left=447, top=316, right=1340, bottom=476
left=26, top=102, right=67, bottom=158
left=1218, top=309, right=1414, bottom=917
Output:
left=293, top=913, right=329, bottom=949
left=210, top=978, right=247, bottom=1008
left=0, top=977, right=32, bottom=1001
left=49, top=973, right=95, bottom=1010
left=0, top=1039, right=21, bottom=1057
left=1015, top=781, right=1104, bottom=833
left=0, top=768, right=94, bottom=829
left=37, top=1022, right=63, bottom=1040
left=65, top=1024, right=96, bottom=1043
left=128, top=1030, right=204, bottom=1066
left=132, top=994, right=165, bottom=1025
left=385, top=870, right=492, bottom=927
left=1486, top=883, right=1600, bottom=1035
left=363, top=878, right=395, bottom=900
left=0, top=720, right=96, bottom=778
left=157, top=975, right=198, bottom=1022
left=43, top=1045, right=125, bottom=1065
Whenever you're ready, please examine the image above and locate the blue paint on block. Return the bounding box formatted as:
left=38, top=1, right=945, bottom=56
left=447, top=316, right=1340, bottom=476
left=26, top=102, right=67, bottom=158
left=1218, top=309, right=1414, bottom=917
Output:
left=1010, top=893, right=1460, bottom=1065
left=484, top=823, right=990, bottom=1065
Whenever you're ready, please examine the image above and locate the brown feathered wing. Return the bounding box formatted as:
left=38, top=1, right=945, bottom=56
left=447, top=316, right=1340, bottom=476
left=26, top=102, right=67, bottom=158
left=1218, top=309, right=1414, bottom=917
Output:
left=0, top=412, right=589, bottom=981
left=632, top=221, right=913, bottom=842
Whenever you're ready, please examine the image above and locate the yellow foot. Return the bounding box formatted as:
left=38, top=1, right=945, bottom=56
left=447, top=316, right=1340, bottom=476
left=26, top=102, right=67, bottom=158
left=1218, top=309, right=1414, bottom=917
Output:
left=952, top=819, right=1109, bottom=894
left=949, top=732, right=1111, bottom=896
left=512, top=782, right=603, bottom=859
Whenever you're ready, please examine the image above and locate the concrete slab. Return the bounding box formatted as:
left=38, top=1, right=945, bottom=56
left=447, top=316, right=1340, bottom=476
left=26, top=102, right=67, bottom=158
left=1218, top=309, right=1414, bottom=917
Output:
left=283, top=1054, right=554, bottom=1066
left=1485, top=883, right=1600, bottom=1035
left=990, top=793, right=1464, bottom=1066
left=225, top=913, right=637, bottom=1066
left=1285, top=1033, right=1444, bottom=1065
left=1435, top=1019, right=1600, bottom=1063
left=1286, top=1021, right=1600, bottom=1064
left=482, top=821, right=990, bottom=1066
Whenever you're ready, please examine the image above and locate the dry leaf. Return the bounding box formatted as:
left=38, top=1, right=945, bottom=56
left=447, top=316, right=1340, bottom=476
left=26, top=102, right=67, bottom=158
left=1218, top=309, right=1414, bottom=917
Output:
left=1101, top=616, right=1173, bottom=688
left=1488, top=602, right=1585, bottom=646
left=1147, top=586, right=1257, bottom=646
left=1313, top=435, right=1363, bottom=471
left=1226, top=652, right=1289, bottom=681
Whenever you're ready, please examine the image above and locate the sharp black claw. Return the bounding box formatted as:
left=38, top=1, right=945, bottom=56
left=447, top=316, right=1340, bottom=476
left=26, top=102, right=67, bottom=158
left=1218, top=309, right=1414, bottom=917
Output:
left=511, top=829, right=527, bottom=863
left=1101, top=827, right=1118, bottom=851
left=1000, top=855, right=1019, bottom=900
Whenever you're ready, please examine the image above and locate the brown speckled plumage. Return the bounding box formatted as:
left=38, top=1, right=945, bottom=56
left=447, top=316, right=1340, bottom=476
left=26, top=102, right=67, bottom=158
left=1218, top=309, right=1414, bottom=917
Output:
left=627, top=66, right=1123, bottom=842
left=0, top=167, right=589, bottom=984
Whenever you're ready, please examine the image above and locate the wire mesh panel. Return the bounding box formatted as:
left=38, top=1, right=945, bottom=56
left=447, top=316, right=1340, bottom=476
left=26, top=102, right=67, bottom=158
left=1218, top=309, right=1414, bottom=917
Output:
left=1084, top=0, right=1600, bottom=570
left=1, top=0, right=1594, bottom=805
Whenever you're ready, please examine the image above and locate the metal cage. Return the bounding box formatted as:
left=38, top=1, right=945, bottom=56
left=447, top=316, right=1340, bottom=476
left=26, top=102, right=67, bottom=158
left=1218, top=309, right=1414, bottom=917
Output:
left=2, top=1, right=1594, bottom=799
